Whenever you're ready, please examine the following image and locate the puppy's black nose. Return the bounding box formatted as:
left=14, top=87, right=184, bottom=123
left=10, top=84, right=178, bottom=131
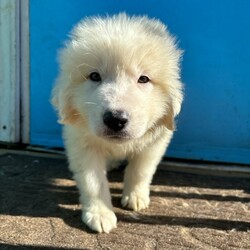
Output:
left=103, top=110, right=128, bottom=132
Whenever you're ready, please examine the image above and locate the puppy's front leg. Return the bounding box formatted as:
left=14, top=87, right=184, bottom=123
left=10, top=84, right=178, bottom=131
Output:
left=70, top=150, right=117, bottom=233
left=122, top=137, right=169, bottom=211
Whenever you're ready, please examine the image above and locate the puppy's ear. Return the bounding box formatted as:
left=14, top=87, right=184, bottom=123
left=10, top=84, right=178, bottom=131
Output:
left=162, top=80, right=184, bottom=131
left=162, top=103, right=175, bottom=131
left=51, top=77, right=80, bottom=125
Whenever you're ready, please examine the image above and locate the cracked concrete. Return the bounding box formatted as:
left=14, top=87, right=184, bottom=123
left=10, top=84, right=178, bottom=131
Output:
left=0, top=150, right=250, bottom=249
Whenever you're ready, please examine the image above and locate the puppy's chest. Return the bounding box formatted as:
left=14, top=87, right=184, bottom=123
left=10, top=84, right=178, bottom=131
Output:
left=106, top=159, right=128, bottom=171
left=104, top=140, right=143, bottom=159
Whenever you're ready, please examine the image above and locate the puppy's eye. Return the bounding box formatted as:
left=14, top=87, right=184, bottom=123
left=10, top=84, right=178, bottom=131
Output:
left=89, top=72, right=101, bottom=82
left=138, top=75, right=150, bottom=84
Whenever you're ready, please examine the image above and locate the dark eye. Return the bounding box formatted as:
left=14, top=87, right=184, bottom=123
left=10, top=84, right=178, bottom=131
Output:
left=89, top=72, right=101, bottom=82
left=138, top=75, right=150, bottom=84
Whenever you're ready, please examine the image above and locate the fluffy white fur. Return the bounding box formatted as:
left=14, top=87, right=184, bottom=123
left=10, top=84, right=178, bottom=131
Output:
left=52, top=13, right=183, bottom=233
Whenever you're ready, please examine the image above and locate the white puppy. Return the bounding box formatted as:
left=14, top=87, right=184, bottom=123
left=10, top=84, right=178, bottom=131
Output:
left=52, top=13, right=183, bottom=233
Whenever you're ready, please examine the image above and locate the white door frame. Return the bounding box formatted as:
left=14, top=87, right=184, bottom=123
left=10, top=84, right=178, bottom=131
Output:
left=0, top=0, right=29, bottom=144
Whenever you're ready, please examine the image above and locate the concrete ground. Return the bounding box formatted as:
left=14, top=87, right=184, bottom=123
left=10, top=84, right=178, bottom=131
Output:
left=0, top=149, right=249, bottom=249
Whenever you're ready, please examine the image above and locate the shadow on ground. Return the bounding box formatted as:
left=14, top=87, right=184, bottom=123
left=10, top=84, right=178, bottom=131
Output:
left=0, top=152, right=249, bottom=249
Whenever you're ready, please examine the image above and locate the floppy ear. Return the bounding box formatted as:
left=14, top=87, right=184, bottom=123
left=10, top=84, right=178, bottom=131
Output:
left=162, top=103, right=175, bottom=131
left=51, top=76, right=80, bottom=125
left=162, top=80, right=184, bottom=131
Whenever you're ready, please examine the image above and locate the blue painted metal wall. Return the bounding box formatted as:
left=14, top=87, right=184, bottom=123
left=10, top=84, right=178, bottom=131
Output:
left=30, top=0, right=250, bottom=164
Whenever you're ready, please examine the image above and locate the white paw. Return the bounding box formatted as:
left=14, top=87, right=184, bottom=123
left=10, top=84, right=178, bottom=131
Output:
left=82, top=206, right=117, bottom=233
left=121, top=191, right=150, bottom=211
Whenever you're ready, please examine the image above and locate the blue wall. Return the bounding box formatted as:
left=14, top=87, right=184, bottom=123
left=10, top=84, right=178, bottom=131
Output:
left=30, top=0, right=250, bottom=164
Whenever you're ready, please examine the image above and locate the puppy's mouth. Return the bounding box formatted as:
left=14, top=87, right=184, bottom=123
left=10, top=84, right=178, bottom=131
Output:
left=102, top=130, right=131, bottom=141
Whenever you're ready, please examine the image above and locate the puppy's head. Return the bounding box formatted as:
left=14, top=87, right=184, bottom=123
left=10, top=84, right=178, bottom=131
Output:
left=52, top=13, right=183, bottom=141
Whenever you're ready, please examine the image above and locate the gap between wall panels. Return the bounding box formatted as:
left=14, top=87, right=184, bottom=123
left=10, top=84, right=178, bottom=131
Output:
left=20, top=0, right=30, bottom=144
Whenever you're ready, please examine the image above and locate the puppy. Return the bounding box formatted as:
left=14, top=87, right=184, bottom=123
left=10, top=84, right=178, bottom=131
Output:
left=51, top=13, right=183, bottom=233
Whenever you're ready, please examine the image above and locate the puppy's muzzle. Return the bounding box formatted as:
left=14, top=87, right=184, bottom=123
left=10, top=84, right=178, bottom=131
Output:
left=103, top=110, right=129, bottom=132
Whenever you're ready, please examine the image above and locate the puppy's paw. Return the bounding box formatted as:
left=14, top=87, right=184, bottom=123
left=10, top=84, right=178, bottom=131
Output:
left=121, top=191, right=150, bottom=211
left=82, top=206, right=117, bottom=233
